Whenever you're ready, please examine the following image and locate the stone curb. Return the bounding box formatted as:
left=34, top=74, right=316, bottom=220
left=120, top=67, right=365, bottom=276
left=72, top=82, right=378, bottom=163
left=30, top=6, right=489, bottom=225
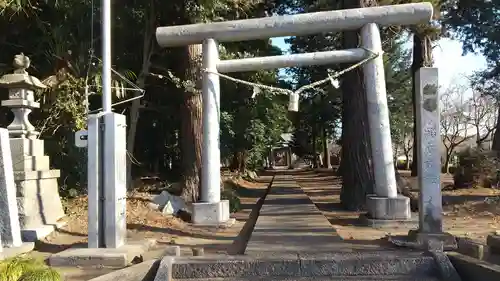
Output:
left=456, top=237, right=490, bottom=260
left=154, top=252, right=438, bottom=279
left=448, top=252, right=500, bottom=281
left=487, top=234, right=500, bottom=254
left=88, top=259, right=160, bottom=281
left=429, top=251, right=462, bottom=281
left=87, top=246, right=181, bottom=281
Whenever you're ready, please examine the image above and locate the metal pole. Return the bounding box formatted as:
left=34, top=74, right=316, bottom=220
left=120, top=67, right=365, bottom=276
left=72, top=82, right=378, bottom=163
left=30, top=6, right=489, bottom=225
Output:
left=102, top=0, right=112, bottom=113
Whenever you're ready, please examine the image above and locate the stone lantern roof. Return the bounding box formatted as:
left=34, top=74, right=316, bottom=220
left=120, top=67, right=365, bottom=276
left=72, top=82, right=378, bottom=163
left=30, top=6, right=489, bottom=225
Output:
left=0, top=54, right=43, bottom=138
left=0, top=53, right=47, bottom=90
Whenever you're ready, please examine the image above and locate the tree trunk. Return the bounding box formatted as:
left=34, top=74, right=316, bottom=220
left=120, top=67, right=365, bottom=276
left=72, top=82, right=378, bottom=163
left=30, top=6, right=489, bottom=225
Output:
left=339, top=0, right=376, bottom=211
left=230, top=150, right=247, bottom=173
left=444, top=150, right=452, bottom=174
left=322, top=125, right=331, bottom=168
left=126, top=3, right=155, bottom=190
left=180, top=44, right=203, bottom=203
left=405, top=153, right=410, bottom=170
left=491, top=105, right=500, bottom=152
left=312, top=123, right=318, bottom=168
left=411, top=33, right=433, bottom=176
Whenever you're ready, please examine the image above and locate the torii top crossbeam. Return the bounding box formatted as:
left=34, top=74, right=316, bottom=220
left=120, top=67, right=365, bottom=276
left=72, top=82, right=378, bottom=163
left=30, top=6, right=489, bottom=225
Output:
left=156, top=3, right=433, bottom=47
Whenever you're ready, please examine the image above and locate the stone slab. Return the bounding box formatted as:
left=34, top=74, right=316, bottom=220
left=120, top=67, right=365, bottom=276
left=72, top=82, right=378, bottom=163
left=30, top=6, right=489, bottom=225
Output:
left=487, top=234, right=500, bottom=254
left=0, top=242, right=34, bottom=260
left=429, top=251, right=462, bottom=281
left=10, top=137, right=44, bottom=158
left=13, top=155, right=50, bottom=171
left=154, top=252, right=438, bottom=279
left=161, top=245, right=181, bottom=257
left=21, top=218, right=67, bottom=242
left=48, top=239, right=156, bottom=267
left=389, top=231, right=457, bottom=251
left=448, top=252, right=500, bottom=281
left=169, top=277, right=440, bottom=281
left=14, top=169, right=60, bottom=181
left=191, top=200, right=230, bottom=226
left=365, top=194, right=410, bottom=220
left=88, top=259, right=161, bottom=281
left=457, top=237, right=490, bottom=260
left=408, top=230, right=457, bottom=251
left=358, top=213, right=418, bottom=228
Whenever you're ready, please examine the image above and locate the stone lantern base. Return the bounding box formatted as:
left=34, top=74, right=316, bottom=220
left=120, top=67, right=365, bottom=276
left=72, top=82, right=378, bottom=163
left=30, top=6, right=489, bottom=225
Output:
left=11, top=137, right=66, bottom=241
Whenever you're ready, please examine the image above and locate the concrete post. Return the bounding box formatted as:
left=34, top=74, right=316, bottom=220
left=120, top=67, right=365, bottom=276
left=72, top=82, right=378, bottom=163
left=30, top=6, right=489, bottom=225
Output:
left=87, top=115, right=101, bottom=248
left=103, top=113, right=127, bottom=248
left=361, top=23, right=410, bottom=221
left=191, top=39, right=231, bottom=226
left=201, top=38, right=221, bottom=203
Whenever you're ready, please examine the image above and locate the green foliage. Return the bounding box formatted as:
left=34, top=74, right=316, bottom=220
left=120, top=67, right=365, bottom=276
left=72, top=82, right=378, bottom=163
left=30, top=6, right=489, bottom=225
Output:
left=0, top=256, right=61, bottom=281
left=222, top=179, right=248, bottom=212
left=219, top=49, right=292, bottom=171
left=385, top=35, right=413, bottom=157
left=453, top=148, right=500, bottom=189
left=443, top=0, right=499, bottom=74
left=221, top=187, right=241, bottom=213
left=0, top=0, right=293, bottom=196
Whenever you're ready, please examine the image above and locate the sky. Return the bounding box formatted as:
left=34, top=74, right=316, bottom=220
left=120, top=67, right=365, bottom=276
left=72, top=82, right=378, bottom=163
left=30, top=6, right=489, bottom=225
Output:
left=270, top=36, right=488, bottom=92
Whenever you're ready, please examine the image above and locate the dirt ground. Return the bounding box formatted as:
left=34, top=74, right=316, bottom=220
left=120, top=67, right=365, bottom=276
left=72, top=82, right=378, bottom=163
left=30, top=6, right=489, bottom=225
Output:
left=295, top=169, right=500, bottom=244
left=29, top=175, right=271, bottom=280
left=29, top=169, right=500, bottom=280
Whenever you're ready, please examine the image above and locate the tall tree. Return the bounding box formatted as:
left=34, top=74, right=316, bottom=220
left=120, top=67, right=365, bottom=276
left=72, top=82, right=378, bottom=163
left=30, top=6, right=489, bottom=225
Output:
left=379, top=0, right=442, bottom=176
left=171, top=0, right=273, bottom=203
left=443, top=0, right=500, bottom=151
left=338, top=0, right=377, bottom=211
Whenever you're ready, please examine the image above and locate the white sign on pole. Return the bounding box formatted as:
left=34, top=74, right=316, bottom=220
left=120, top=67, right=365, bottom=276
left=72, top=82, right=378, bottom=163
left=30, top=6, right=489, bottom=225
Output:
left=75, top=130, right=88, bottom=148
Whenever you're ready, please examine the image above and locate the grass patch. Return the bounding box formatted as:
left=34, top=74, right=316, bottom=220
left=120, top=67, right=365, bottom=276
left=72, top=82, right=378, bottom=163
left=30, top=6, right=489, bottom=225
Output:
left=0, top=256, right=61, bottom=281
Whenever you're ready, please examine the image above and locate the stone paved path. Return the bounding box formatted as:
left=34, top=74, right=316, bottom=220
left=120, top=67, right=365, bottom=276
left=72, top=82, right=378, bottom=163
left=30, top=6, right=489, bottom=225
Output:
left=245, top=170, right=422, bottom=255
left=245, top=174, right=343, bottom=255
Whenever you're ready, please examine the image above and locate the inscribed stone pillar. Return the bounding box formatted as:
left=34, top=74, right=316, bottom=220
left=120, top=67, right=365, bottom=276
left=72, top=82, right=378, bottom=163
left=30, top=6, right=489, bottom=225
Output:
left=407, top=67, right=456, bottom=250
left=0, top=128, right=22, bottom=248
left=415, top=67, right=442, bottom=232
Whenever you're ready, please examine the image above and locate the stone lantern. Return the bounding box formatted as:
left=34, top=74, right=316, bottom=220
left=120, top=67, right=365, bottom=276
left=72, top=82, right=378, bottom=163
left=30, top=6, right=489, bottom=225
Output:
left=0, top=54, right=66, bottom=242
left=0, top=53, right=45, bottom=138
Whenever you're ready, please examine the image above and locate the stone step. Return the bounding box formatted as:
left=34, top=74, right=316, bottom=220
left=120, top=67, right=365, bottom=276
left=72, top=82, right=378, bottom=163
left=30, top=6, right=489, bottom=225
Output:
left=13, top=155, right=50, bottom=171
left=10, top=137, right=45, bottom=158
left=174, top=276, right=441, bottom=281
left=154, top=252, right=439, bottom=280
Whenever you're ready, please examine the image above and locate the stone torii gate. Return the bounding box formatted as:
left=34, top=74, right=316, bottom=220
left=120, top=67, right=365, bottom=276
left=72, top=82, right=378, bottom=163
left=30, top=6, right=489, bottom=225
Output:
left=156, top=3, right=435, bottom=227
